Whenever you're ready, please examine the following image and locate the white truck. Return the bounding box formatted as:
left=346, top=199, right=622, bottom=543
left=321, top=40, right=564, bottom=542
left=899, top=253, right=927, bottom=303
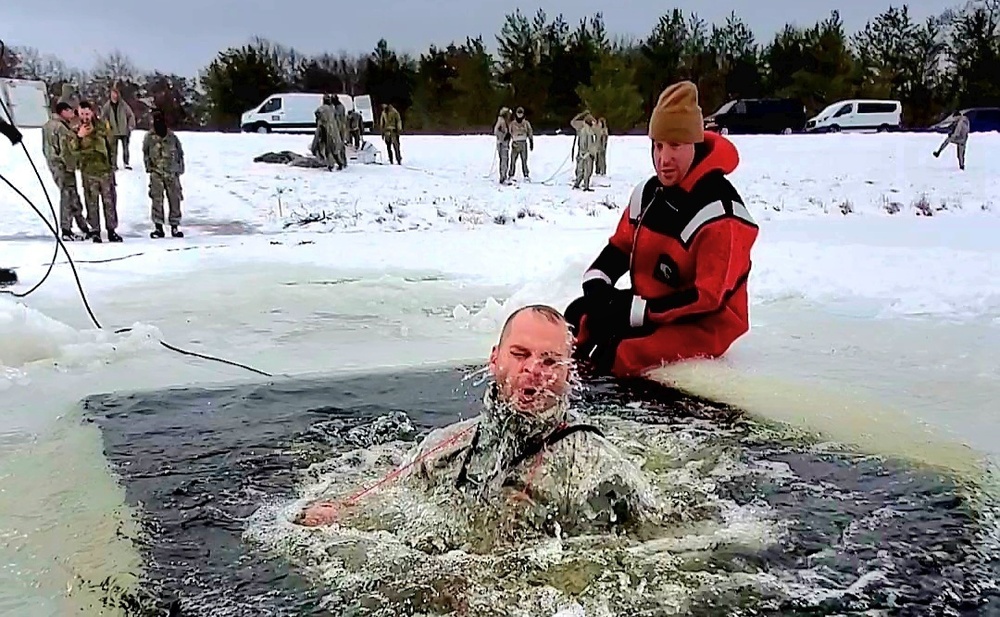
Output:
left=805, top=99, right=903, bottom=133
left=240, top=92, right=375, bottom=134
left=0, top=78, right=50, bottom=128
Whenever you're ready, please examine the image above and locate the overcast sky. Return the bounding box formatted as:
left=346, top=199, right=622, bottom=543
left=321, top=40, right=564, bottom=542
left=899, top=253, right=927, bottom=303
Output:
left=7, top=0, right=958, bottom=77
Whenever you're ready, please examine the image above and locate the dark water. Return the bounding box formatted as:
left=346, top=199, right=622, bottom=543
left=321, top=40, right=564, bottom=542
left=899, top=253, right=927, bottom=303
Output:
left=81, top=365, right=999, bottom=616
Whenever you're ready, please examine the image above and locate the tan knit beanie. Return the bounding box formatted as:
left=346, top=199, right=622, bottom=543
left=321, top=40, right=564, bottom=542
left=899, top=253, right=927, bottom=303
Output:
left=648, top=81, right=704, bottom=143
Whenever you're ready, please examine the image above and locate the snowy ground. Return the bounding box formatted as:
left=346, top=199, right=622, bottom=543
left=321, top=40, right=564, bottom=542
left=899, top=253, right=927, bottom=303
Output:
left=0, top=129, right=998, bottom=614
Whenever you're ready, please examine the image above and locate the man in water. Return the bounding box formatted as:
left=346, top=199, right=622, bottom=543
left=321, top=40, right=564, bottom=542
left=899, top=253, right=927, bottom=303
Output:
left=300, top=304, right=658, bottom=528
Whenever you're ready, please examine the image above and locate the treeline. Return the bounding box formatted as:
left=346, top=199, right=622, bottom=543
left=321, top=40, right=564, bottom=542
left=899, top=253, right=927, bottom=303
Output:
left=2, top=1, right=998, bottom=132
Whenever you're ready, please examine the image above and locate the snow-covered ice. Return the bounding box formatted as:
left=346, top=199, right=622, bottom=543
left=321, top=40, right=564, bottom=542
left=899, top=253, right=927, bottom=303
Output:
left=0, top=128, right=998, bottom=614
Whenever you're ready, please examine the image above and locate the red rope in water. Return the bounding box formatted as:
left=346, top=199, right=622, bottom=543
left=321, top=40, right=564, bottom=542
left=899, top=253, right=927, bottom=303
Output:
left=340, top=424, right=478, bottom=506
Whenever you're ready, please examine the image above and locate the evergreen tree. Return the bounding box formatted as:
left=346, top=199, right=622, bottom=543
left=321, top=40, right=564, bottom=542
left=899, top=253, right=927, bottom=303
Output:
left=576, top=52, right=644, bottom=131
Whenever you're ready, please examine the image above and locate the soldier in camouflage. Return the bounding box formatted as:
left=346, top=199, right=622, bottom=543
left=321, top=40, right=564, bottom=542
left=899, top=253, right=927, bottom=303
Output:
left=571, top=111, right=599, bottom=191
left=331, top=96, right=349, bottom=168
left=143, top=110, right=186, bottom=238
left=347, top=108, right=363, bottom=149
left=299, top=305, right=661, bottom=530
left=379, top=103, right=403, bottom=165
left=595, top=117, right=609, bottom=176
left=42, top=102, right=90, bottom=240
left=508, top=106, right=534, bottom=181
left=100, top=87, right=137, bottom=170
left=56, top=84, right=81, bottom=121
left=312, top=95, right=344, bottom=171
left=68, top=101, right=121, bottom=243
left=494, top=107, right=513, bottom=184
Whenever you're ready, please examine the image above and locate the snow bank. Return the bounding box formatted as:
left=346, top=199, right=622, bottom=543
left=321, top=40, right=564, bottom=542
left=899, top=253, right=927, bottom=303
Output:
left=0, top=296, right=161, bottom=384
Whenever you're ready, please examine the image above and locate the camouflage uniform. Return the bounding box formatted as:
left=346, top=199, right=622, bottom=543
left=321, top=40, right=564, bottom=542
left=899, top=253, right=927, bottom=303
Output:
left=142, top=129, right=185, bottom=227
left=595, top=118, right=609, bottom=175
left=494, top=109, right=512, bottom=184
left=402, top=383, right=661, bottom=530
left=379, top=105, right=403, bottom=164
left=934, top=114, right=970, bottom=170
left=331, top=99, right=349, bottom=167
left=42, top=114, right=90, bottom=237
left=571, top=112, right=598, bottom=191
left=57, top=84, right=81, bottom=117
left=100, top=98, right=137, bottom=169
left=348, top=110, right=363, bottom=149
left=312, top=98, right=344, bottom=170
left=68, top=118, right=120, bottom=240
left=508, top=109, right=533, bottom=180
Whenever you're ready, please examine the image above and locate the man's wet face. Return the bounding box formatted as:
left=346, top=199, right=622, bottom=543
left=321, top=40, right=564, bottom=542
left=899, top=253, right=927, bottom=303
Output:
left=78, top=107, right=94, bottom=123
left=489, top=309, right=573, bottom=414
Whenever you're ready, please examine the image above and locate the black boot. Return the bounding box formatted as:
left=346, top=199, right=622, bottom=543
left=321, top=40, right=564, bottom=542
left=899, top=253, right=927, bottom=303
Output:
left=170, top=225, right=184, bottom=238
left=0, top=267, right=16, bottom=287
left=88, top=231, right=103, bottom=243
left=151, top=224, right=165, bottom=239
left=61, top=230, right=82, bottom=241
left=107, top=230, right=123, bottom=243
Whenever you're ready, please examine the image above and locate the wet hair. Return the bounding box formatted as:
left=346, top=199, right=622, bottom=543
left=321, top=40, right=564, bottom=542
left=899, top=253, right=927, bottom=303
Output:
left=55, top=102, right=72, bottom=113
left=78, top=100, right=93, bottom=110
left=497, top=304, right=568, bottom=344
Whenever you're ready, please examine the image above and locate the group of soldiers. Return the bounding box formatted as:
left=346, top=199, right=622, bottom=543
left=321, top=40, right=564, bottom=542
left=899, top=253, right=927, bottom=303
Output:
left=41, top=84, right=186, bottom=242
left=310, top=96, right=405, bottom=168
left=492, top=106, right=609, bottom=189
left=310, top=94, right=363, bottom=170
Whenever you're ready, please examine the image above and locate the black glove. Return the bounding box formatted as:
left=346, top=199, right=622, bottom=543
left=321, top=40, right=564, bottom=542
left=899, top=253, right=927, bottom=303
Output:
left=592, top=288, right=637, bottom=334
left=582, top=278, right=614, bottom=309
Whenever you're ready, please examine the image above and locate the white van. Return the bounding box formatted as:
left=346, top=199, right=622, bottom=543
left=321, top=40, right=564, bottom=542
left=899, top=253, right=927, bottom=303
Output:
left=0, top=78, right=50, bottom=128
left=805, top=99, right=902, bottom=133
left=241, top=92, right=375, bottom=133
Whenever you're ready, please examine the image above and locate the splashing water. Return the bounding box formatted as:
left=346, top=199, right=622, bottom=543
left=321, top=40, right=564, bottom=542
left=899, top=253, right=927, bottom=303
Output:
left=246, top=402, right=902, bottom=616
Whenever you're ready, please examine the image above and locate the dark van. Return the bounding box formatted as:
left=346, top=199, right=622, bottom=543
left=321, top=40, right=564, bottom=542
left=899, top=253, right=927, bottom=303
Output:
left=930, top=107, right=1000, bottom=133
left=704, top=98, right=807, bottom=135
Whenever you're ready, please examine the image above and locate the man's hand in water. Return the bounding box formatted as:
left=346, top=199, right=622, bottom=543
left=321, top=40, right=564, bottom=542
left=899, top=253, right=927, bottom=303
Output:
left=298, top=501, right=341, bottom=526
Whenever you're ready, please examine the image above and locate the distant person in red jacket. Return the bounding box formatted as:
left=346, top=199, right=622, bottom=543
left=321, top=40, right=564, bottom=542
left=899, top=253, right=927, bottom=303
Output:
left=566, top=81, right=759, bottom=377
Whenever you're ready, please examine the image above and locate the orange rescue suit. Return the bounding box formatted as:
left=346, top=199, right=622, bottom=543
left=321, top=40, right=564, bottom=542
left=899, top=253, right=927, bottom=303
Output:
left=574, top=132, right=759, bottom=377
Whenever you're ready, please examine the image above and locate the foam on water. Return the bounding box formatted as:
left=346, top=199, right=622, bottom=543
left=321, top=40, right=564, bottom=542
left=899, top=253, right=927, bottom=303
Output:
left=240, top=396, right=999, bottom=617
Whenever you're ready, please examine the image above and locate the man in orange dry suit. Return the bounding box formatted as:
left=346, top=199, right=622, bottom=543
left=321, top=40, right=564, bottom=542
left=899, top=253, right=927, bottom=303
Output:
left=566, top=80, right=759, bottom=378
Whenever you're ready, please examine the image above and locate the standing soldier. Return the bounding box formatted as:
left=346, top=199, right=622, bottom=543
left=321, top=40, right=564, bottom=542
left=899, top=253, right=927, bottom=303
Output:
left=68, top=101, right=121, bottom=242
left=494, top=107, right=513, bottom=184
left=100, top=86, right=137, bottom=170
left=347, top=108, right=363, bottom=149
left=379, top=103, right=403, bottom=165
left=43, top=102, right=90, bottom=240
left=595, top=117, right=609, bottom=176
left=933, top=112, right=970, bottom=170
left=57, top=84, right=81, bottom=118
left=312, top=95, right=343, bottom=170
left=508, top=106, right=533, bottom=181
left=143, top=110, right=186, bottom=239
left=331, top=95, right=348, bottom=168
left=570, top=111, right=598, bottom=191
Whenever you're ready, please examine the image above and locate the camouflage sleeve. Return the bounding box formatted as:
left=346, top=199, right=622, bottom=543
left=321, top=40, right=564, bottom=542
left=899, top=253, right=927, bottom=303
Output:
left=126, top=104, right=136, bottom=131
left=174, top=135, right=185, bottom=175
left=395, top=113, right=403, bottom=133
left=142, top=133, right=152, bottom=169
left=527, top=120, right=534, bottom=148
left=570, top=111, right=587, bottom=131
